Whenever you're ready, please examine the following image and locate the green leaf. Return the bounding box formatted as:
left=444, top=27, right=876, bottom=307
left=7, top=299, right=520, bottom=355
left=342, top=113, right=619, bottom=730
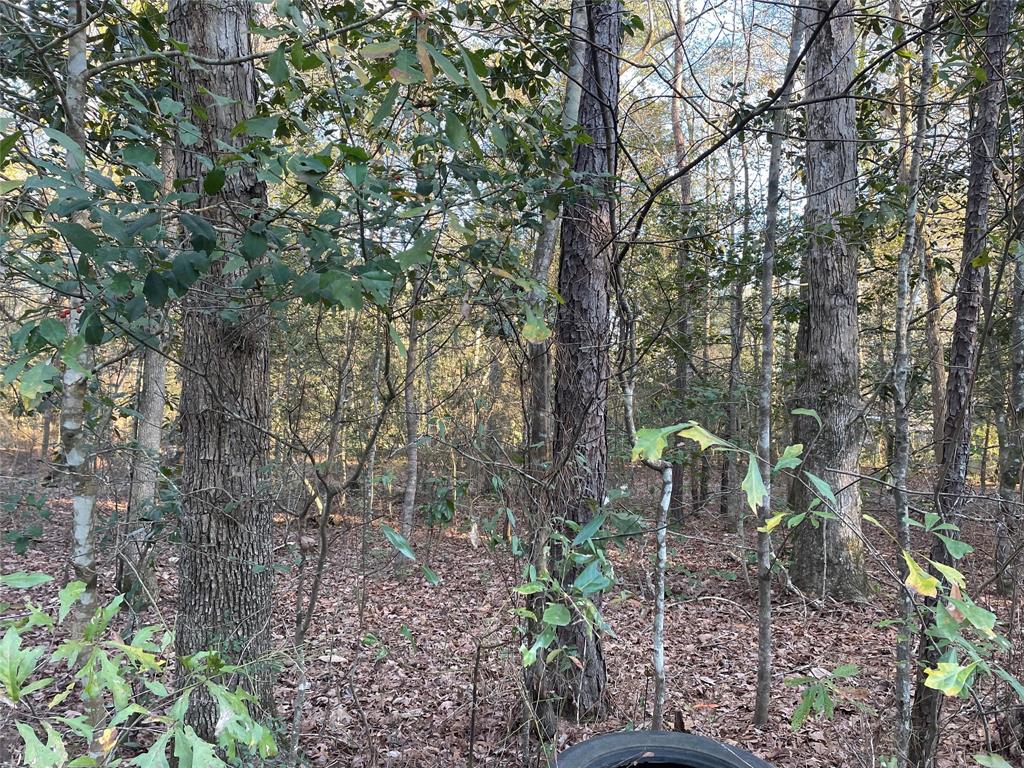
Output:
left=1, top=571, right=54, bottom=589
left=741, top=455, right=768, bottom=513
left=949, top=596, right=997, bottom=637
left=791, top=407, right=822, bottom=428
left=923, top=660, right=977, bottom=696
left=241, top=116, right=279, bottom=139
left=460, top=47, right=491, bottom=111
left=773, top=443, right=804, bottom=472
left=19, top=364, right=59, bottom=408
left=179, top=121, right=201, bottom=146
left=37, top=318, right=67, bottom=347
left=381, top=524, right=416, bottom=560
left=360, top=39, right=401, bottom=59
left=267, top=45, right=290, bottom=85
left=179, top=213, right=217, bottom=254
left=931, top=560, right=966, bottom=589
left=54, top=221, right=100, bottom=254
left=804, top=471, right=838, bottom=507
left=58, top=581, right=86, bottom=623
left=758, top=513, right=786, bottom=534
left=444, top=109, right=467, bottom=148
left=370, top=84, right=400, bottom=128
left=144, top=271, right=169, bottom=308
left=631, top=426, right=677, bottom=462
left=43, top=127, right=86, bottom=171
left=422, top=42, right=464, bottom=84
left=132, top=731, right=172, bottom=768
left=16, top=723, right=67, bottom=768
left=935, top=533, right=973, bottom=560
left=676, top=422, right=731, bottom=451
left=573, top=560, right=612, bottom=596
left=974, top=754, right=1013, bottom=768
left=397, top=233, right=434, bottom=270
left=0, top=130, right=22, bottom=167
left=571, top=513, right=607, bottom=548
left=203, top=167, right=226, bottom=195
left=522, top=306, right=550, bottom=343
left=542, top=603, right=571, bottom=627
left=420, top=564, right=441, bottom=585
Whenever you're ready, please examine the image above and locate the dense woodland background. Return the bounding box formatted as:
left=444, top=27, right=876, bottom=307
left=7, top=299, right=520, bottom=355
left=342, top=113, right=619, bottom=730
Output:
left=2, top=0, right=1024, bottom=765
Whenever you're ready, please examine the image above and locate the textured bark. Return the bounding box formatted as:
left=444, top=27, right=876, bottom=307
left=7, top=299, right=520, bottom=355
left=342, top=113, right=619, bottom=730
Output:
left=997, top=138, right=1024, bottom=594
left=909, top=0, right=1013, bottom=763
left=525, top=0, right=585, bottom=481
left=790, top=0, right=866, bottom=601
left=169, top=0, right=273, bottom=739
left=61, top=0, right=98, bottom=633
left=120, top=339, right=166, bottom=614
left=892, top=8, right=934, bottom=763
left=921, top=229, right=946, bottom=464
left=547, top=0, right=621, bottom=722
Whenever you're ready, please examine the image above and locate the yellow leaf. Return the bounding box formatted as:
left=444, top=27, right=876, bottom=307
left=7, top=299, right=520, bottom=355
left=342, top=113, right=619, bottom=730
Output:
left=903, top=551, right=938, bottom=597
left=97, top=727, right=117, bottom=754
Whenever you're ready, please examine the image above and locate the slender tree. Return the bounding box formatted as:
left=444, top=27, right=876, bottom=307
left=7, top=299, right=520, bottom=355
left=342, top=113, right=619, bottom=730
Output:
left=891, top=6, right=935, bottom=763
left=754, top=2, right=804, bottom=726
left=909, top=0, right=1014, bottom=763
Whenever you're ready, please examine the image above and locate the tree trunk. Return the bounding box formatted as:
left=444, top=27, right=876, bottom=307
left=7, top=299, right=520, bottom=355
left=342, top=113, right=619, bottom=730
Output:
left=120, top=142, right=173, bottom=621
left=401, top=280, right=422, bottom=542
left=548, top=0, right=621, bottom=721
left=997, top=132, right=1024, bottom=594
left=790, top=0, right=867, bottom=601
left=909, top=0, right=1013, bottom=763
left=169, top=0, right=273, bottom=739
left=754, top=3, right=803, bottom=726
left=120, top=339, right=166, bottom=615
left=921, top=228, right=946, bottom=465
left=892, top=7, right=935, bottom=763
left=668, top=0, right=693, bottom=519
left=60, top=0, right=99, bottom=633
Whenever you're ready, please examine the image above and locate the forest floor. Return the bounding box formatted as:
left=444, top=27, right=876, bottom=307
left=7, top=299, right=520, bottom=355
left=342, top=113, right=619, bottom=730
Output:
left=1, top=458, right=1020, bottom=768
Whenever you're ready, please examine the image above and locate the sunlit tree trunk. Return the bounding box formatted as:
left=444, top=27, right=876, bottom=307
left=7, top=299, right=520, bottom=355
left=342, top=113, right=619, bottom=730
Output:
left=891, top=7, right=934, bottom=763
left=909, top=0, right=1013, bottom=763
left=169, top=0, right=274, bottom=738
left=754, top=3, right=803, bottom=726
left=920, top=227, right=946, bottom=464
left=790, top=0, right=867, bottom=601
left=120, top=142, right=172, bottom=621
left=668, top=0, right=693, bottom=519
left=400, top=277, right=423, bottom=543
left=60, top=0, right=99, bottom=633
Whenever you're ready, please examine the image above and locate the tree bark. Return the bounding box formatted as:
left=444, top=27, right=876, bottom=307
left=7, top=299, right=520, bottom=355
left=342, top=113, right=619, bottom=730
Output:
left=547, top=0, right=621, bottom=722
left=754, top=3, right=803, bottom=726
left=668, top=0, right=694, bottom=519
left=891, top=7, right=934, bottom=763
left=921, top=228, right=946, bottom=465
left=790, top=0, right=867, bottom=601
left=169, top=0, right=273, bottom=739
left=120, top=143, right=173, bottom=621
left=60, top=0, right=99, bottom=633
left=401, top=277, right=423, bottom=543
left=909, top=0, right=1013, bottom=763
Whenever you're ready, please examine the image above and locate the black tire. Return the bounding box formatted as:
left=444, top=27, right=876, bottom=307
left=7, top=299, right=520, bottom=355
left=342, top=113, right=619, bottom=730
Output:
left=554, top=731, right=774, bottom=768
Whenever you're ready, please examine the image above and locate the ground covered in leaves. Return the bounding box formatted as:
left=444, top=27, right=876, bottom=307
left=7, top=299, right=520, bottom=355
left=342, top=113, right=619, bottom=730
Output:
left=1, top=461, right=1019, bottom=768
